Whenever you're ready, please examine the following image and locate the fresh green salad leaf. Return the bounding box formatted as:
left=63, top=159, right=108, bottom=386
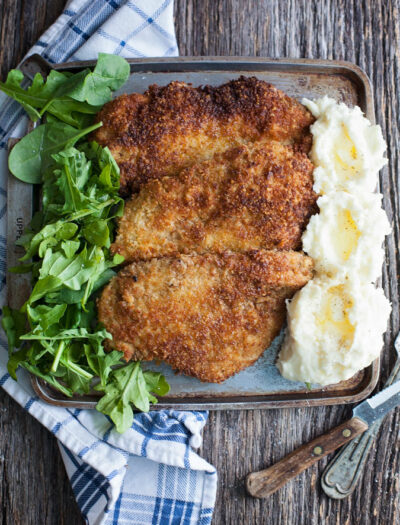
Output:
left=61, top=240, right=80, bottom=258
left=65, top=53, right=130, bottom=106
left=7, top=345, right=30, bottom=380
left=0, top=53, right=129, bottom=127
left=82, top=220, right=109, bottom=247
left=96, top=363, right=170, bottom=433
left=8, top=264, right=33, bottom=274
left=0, top=68, right=99, bottom=127
left=19, top=220, right=78, bottom=261
left=29, top=275, right=64, bottom=304
left=85, top=344, right=122, bottom=390
left=1, top=54, right=169, bottom=433
left=0, top=70, right=42, bottom=120
left=1, top=306, right=26, bottom=353
left=27, top=303, right=67, bottom=331
left=8, top=121, right=101, bottom=184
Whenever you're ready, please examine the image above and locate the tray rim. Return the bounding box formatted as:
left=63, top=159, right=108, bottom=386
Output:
left=31, top=367, right=379, bottom=410
left=22, top=55, right=374, bottom=122
left=14, top=54, right=380, bottom=410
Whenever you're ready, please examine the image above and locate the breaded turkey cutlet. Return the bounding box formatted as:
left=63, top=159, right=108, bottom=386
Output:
left=112, top=141, right=317, bottom=262
left=93, top=76, right=314, bottom=195
left=98, top=251, right=314, bottom=383
left=96, top=77, right=316, bottom=382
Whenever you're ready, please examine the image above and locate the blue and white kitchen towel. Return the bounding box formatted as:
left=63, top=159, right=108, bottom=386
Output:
left=0, top=1, right=217, bottom=523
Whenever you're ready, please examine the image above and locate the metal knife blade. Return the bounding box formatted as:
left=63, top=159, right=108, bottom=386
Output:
left=354, top=379, right=400, bottom=425
left=246, top=348, right=400, bottom=499
left=322, top=332, right=400, bottom=499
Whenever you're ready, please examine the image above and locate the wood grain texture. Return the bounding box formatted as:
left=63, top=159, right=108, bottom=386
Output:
left=1, top=1, right=400, bottom=524
left=176, top=1, right=400, bottom=524
left=246, top=417, right=369, bottom=498
left=0, top=3, right=82, bottom=524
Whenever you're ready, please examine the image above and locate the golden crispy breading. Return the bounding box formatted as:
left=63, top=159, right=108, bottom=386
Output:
left=112, top=142, right=317, bottom=261
left=93, top=77, right=314, bottom=194
left=97, top=251, right=313, bottom=383
left=95, top=77, right=316, bottom=382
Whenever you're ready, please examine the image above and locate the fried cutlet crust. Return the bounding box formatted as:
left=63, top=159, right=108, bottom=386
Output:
left=97, top=251, right=314, bottom=383
left=93, top=76, right=314, bottom=194
left=112, top=141, right=317, bottom=261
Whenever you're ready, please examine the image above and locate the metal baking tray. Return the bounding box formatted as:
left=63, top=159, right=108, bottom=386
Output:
left=7, top=55, right=380, bottom=410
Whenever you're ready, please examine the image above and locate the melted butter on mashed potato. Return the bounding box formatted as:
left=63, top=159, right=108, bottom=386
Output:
left=278, top=279, right=391, bottom=384
left=302, top=191, right=391, bottom=282
left=302, top=96, right=387, bottom=194
left=277, top=97, right=391, bottom=386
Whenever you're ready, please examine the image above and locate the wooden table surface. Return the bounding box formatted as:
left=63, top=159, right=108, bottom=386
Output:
left=1, top=1, right=399, bottom=523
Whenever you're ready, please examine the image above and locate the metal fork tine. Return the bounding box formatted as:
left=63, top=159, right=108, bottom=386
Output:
left=322, top=331, right=400, bottom=498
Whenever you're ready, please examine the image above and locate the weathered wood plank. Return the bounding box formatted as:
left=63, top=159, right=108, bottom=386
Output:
left=0, top=2, right=83, bottom=524
left=1, top=1, right=400, bottom=524
left=175, top=1, right=400, bottom=524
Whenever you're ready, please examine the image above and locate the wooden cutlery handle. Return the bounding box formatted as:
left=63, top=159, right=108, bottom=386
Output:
left=245, top=417, right=368, bottom=498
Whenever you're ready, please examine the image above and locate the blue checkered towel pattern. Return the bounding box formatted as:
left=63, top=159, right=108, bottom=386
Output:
left=0, top=1, right=217, bottom=523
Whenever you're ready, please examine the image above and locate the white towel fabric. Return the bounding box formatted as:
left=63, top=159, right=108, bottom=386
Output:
left=0, top=1, right=217, bottom=524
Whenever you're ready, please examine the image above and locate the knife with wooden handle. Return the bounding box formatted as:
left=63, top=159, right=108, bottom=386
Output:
left=321, top=333, right=400, bottom=499
left=246, top=376, right=400, bottom=498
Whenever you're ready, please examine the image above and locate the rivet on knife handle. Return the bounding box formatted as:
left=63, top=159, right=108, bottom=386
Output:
left=322, top=350, right=400, bottom=499
left=245, top=417, right=368, bottom=498
left=321, top=420, right=380, bottom=499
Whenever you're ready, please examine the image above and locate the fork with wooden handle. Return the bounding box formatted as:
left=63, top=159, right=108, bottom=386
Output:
left=246, top=334, right=400, bottom=498
left=321, top=333, right=400, bottom=499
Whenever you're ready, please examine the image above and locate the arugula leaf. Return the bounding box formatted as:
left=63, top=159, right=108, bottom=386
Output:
left=95, top=362, right=170, bottom=433
left=85, top=344, right=122, bottom=389
left=8, top=264, right=33, bottom=274
left=8, top=121, right=101, bottom=184
left=37, top=245, right=114, bottom=308
left=1, top=306, right=27, bottom=351
left=0, top=70, right=69, bottom=120
left=0, top=70, right=42, bottom=120
left=61, top=240, right=80, bottom=258
left=21, top=326, right=111, bottom=342
left=29, top=275, right=63, bottom=303
left=27, top=303, right=67, bottom=331
left=82, top=220, right=109, bottom=247
left=22, top=361, right=74, bottom=397
left=66, top=54, right=130, bottom=106
left=44, top=287, right=87, bottom=305
left=47, top=342, right=94, bottom=392
left=144, top=371, right=170, bottom=398
left=2, top=54, right=170, bottom=433
left=52, top=148, right=96, bottom=212
left=88, top=267, right=117, bottom=295
left=7, top=346, right=30, bottom=380
left=19, top=220, right=78, bottom=261
left=63, top=366, right=92, bottom=394
left=95, top=362, right=144, bottom=432
left=38, top=247, right=100, bottom=291
left=82, top=141, right=120, bottom=188
left=0, top=55, right=129, bottom=127
left=46, top=101, right=100, bottom=128
left=0, top=67, right=101, bottom=126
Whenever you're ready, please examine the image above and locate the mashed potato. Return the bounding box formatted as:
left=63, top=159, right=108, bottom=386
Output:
left=277, top=96, right=391, bottom=386
left=302, top=191, right=390, bottom=282
left=278, top=278, right=391, bottom=384
left=302, top=96, right=387, bottom=195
